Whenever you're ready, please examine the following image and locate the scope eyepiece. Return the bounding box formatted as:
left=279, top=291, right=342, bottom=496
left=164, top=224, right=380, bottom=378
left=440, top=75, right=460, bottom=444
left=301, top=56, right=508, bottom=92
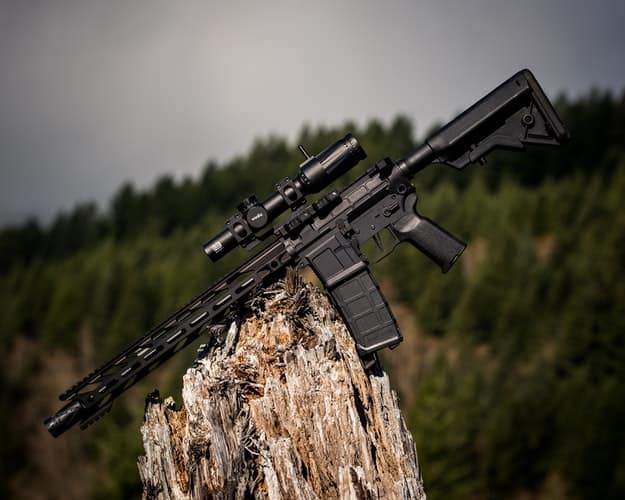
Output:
left=298, top=134, right=366, bottom=189
left=203, top=134, right=366, bottom=262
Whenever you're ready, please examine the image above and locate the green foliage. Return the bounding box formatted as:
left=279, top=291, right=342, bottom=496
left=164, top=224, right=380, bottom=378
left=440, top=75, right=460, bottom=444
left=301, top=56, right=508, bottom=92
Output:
left=1, top=91, right=625, bottom=498
left=3, top=88, right=624, bottom=273
left=390, top=160, right=625, bottom=499
left=409, top=351, right=485, bottom=498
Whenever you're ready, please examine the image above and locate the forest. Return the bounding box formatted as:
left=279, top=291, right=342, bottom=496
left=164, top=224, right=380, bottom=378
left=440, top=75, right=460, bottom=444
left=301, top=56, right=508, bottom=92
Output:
left=1, top=88, right=624, bottom=499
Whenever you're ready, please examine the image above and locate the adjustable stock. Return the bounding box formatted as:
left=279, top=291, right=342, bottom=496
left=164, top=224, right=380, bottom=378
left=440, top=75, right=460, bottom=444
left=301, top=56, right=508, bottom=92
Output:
left=402, top=69, right=569, bottom=174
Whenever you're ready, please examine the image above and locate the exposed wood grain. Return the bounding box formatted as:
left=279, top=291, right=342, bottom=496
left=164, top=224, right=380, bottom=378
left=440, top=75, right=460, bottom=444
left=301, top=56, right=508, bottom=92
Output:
left=138, top=270, right=425, bottom=499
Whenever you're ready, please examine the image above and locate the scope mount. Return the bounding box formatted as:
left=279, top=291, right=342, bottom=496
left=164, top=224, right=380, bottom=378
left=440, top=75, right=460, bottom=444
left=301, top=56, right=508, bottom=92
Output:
left=275, top=177, right=305, bottom=208
left=223, top=176, right=309, bottom=252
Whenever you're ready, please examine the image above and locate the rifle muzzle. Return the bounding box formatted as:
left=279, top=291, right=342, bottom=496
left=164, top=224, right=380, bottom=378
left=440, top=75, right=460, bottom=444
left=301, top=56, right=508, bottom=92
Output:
left=44, top=400, right=83, bottom=437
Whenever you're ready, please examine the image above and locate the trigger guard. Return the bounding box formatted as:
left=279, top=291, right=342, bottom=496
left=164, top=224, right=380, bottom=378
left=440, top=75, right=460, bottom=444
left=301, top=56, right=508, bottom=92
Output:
left=402, top=191, right=418, bottom=212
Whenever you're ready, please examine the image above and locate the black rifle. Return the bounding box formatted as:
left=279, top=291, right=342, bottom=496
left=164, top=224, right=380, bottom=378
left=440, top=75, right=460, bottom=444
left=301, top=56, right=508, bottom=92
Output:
left=45, top=69, right=568, bottom=437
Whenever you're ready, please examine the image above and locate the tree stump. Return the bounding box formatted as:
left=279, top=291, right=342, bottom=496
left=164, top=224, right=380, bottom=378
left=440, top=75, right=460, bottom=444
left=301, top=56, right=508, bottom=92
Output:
left=138, top=271, right=426, bottom=499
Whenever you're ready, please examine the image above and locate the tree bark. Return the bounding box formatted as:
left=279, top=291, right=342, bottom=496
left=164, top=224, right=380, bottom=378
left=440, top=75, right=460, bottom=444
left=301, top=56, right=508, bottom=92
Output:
left=138, top=270, right=426, bottom=499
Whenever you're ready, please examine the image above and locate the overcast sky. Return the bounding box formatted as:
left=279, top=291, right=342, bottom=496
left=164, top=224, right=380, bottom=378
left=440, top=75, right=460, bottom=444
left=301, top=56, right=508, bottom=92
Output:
left=1, top=0, right=624, bottom=226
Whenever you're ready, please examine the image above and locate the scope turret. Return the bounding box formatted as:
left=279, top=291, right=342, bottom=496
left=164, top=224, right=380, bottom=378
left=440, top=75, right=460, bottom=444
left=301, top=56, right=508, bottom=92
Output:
left=203, top=134, right=366, bottom=262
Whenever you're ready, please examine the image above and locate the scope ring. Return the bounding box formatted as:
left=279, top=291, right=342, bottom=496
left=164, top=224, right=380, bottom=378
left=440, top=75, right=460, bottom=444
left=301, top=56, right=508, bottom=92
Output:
left=276, top=178, right=305, bottom=208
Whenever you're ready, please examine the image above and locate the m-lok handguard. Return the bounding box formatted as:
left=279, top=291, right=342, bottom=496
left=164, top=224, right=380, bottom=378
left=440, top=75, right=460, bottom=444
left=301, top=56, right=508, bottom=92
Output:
left=45, top=69, right=568, bottom=436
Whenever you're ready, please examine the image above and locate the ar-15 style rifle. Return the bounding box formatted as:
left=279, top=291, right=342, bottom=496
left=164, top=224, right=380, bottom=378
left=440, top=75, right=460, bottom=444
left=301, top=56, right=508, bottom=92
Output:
left=45, top=69, right=568, bottom=437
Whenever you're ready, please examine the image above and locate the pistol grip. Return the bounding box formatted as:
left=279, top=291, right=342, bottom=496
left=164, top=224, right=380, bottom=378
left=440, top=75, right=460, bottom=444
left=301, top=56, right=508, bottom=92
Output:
left=303, top=233, right=402, bottom=356
left=391, top=213, right=466, bottom=273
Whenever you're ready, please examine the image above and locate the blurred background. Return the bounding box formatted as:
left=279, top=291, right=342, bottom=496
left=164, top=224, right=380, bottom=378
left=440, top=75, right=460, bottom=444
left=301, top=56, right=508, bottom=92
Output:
left=1, top=1, right=624, bottom=498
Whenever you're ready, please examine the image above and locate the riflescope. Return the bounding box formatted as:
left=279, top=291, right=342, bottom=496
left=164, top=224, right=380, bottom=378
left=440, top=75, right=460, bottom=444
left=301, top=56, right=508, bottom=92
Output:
left=203, top=133, right=366, bottom=261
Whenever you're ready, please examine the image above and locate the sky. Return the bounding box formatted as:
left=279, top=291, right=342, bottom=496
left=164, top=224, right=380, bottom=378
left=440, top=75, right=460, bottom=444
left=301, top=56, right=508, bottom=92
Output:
left=1, top=0, right=624, bottom=226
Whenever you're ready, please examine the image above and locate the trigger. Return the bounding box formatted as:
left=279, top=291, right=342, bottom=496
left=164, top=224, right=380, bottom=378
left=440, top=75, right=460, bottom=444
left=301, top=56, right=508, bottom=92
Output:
left=373, top=233, right=384, bottom=251
left=373, top=238, right=399, bottom=263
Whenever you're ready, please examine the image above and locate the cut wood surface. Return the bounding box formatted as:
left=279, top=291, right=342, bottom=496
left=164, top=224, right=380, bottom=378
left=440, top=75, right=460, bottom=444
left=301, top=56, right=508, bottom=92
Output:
left=138, top=271, right=426, bottom=499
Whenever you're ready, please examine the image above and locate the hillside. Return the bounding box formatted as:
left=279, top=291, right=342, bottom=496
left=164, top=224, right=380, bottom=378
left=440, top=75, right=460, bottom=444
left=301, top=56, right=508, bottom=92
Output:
left=1, top=90, right=625, bottom=499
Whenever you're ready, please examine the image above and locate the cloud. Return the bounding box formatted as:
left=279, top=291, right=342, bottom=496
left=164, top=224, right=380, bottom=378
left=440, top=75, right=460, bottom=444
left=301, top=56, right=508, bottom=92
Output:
left=1, top=0, right=624, bottom=224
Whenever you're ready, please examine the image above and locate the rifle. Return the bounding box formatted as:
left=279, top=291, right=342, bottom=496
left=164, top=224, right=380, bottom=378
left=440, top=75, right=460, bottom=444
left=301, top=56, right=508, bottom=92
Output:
left=45, top=69, right=568, bottom=437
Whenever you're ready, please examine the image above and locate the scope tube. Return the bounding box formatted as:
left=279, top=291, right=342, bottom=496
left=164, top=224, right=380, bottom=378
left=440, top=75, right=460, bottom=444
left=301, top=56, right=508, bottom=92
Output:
left=203, top=134, right=366, bottom=262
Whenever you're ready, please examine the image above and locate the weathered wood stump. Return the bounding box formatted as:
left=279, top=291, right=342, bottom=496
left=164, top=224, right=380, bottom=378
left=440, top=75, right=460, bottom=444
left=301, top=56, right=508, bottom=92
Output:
left=138, top=271, right=425, bottom=499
